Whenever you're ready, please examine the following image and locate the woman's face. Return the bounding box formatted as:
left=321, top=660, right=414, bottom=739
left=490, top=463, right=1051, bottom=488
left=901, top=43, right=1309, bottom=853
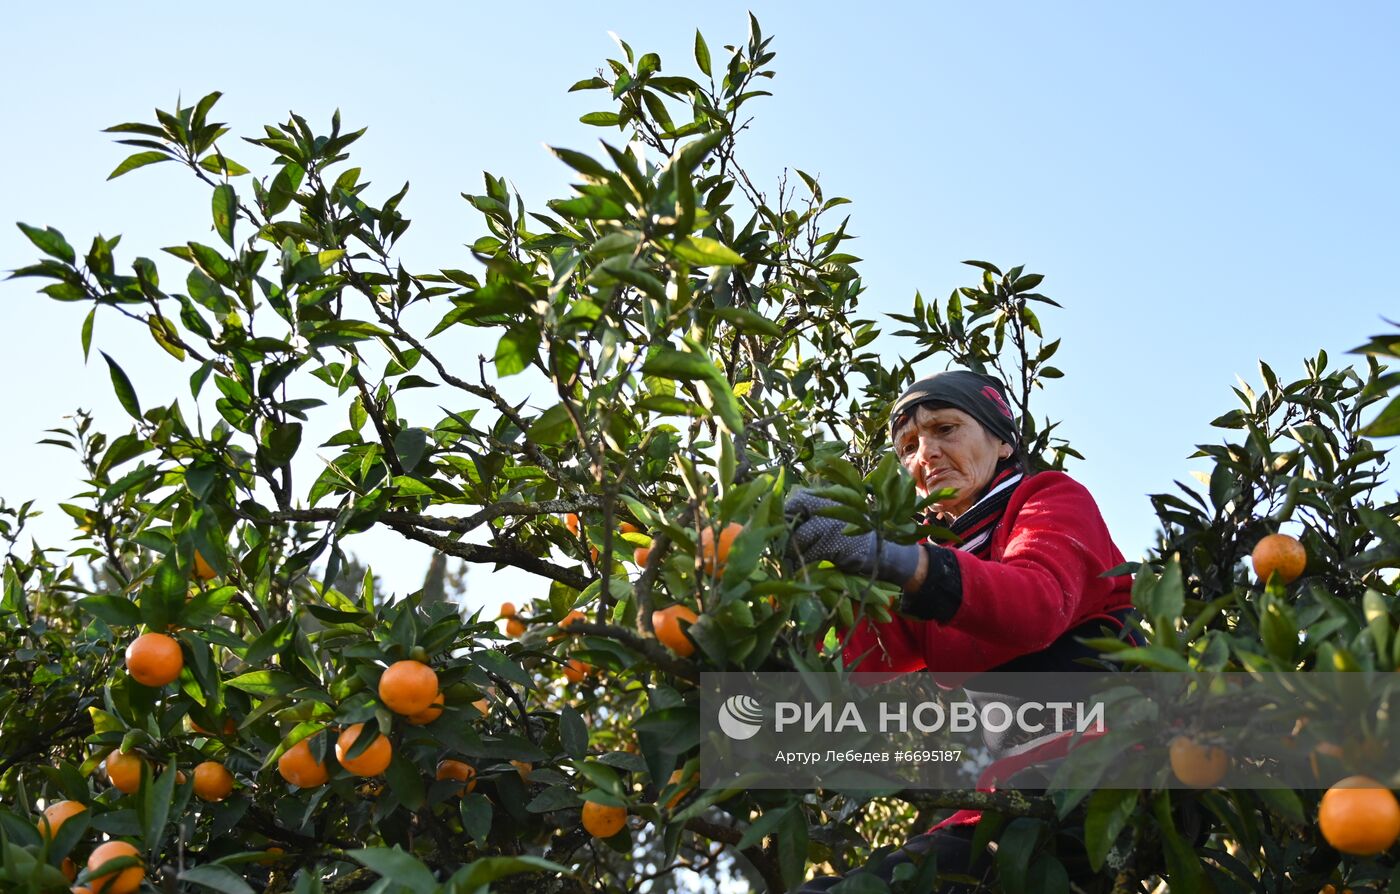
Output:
left=893, top=405, right=1013, bottom=518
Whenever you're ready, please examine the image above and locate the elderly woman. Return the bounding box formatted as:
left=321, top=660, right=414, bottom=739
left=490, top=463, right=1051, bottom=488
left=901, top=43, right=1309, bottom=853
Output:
left=786, top=369, right=1140, bottom=891
left=787, top=368, right=1137, bottom=676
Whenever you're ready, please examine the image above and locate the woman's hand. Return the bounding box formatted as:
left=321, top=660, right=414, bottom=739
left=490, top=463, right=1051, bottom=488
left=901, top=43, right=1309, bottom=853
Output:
left=784, top=489, right=928, bottom=590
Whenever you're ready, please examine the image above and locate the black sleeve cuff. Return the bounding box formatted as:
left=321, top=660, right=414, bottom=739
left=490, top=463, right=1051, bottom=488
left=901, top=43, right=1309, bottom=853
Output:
left=898, top=544, right=963, bottom=622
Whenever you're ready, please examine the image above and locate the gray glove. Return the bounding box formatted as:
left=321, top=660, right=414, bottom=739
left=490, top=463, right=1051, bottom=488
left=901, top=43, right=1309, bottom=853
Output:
left=784, top=488, right=923, bottom=586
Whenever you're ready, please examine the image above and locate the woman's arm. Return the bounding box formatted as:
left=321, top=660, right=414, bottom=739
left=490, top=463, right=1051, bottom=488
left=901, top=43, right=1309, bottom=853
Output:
left=842, top=473, right=1125, bottom=672
left=914, top=473, right=1122, bottom=650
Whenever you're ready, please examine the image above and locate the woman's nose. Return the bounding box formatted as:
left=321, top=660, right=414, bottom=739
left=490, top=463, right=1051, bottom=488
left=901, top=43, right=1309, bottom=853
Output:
left=917, top=435, right=941, bottom=462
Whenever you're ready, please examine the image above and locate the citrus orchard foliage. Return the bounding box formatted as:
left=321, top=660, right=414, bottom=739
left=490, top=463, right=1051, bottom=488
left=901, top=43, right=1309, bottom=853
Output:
left=3, top=14, right=1400, bottom=894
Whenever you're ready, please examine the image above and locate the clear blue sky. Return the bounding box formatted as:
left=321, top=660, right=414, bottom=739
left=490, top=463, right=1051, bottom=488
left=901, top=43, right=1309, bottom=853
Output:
left=3, top=3, right=1397, bottom=611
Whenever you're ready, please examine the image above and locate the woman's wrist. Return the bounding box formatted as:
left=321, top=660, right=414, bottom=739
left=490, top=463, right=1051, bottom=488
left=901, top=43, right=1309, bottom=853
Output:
left=901, top=545, right=929, bottom=592
left=898, top=544, right=965, bottom=622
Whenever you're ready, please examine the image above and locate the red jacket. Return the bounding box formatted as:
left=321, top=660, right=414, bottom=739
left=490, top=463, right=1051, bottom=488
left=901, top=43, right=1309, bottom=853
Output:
left=841, top=471, right=1133, bottom=679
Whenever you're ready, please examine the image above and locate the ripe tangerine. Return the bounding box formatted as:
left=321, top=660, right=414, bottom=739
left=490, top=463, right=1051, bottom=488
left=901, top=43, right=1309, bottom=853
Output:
left=192, top=550, right=218, bottom=581
left=87, top=840, right=142, bottom=894
left=38, top=800, right=86, bottom=840
left=699, top=522, right=743, bottom=575
left=1169, top=735, right=1229, bottom=788
left=189, top=714, right=237, bottom=737
left=336, top=723, right=393, bottom=777
left=665, top=768, right=696, bottom=810
left=193, top=761, right=234, bottom=802
left=550, top=610, right=586, bottom=642
left=104, top=750, right=144, bottom=795
left=407, top=699, right=443, bottom=725
left=125, top=632, right=184, bottom=687
left=562, top=659, right=592, bottom=684
left=277, top=737, right=329, bottom=788
left=436, top=759, right=477, bottom=794
left=1318, top=775, right=1400, bottom=856
left=582, top=801, right=627, bottom=838
left=378, top=659, right=439, bottom=716
left=1252, top=533, right=1306, bottom=584
left=652, top=605, right=699, bottom=658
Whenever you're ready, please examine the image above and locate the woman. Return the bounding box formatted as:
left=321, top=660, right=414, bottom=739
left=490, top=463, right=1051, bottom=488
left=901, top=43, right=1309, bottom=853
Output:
left=785, top=369, right=1140, bottom=891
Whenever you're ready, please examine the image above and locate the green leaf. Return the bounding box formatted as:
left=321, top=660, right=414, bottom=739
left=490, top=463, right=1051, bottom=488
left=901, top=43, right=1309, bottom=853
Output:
left=1362, top=396, right=1400, bottom=437
left=140, top=760, right=179, bottom=855
left=712, top=307, right=783, bottom=338
left=225, top=670, right=301, bottom=696
left=580, top=111, right=621, bottom=127
left=996, top=818, right=1044, bottom=893
left=1084, top=789, right=1137, bottom=872
left=78, top=595, right=142, bottom=627
left=527, top=403, right=575, bottom=447
left=776, top=807, right=809, bottom=891
left=560, top=706, right=588, bottom=759
left=180, top=586, right=238, bottom=628
left=391, top=476, right=435, bottom=497
left=694, top=30, right=712, bottom=76
left=81, top=307, right=96, bottom=361
left=641, top=347, right=718, bottom=382
left=267, top=163, right=305, bottom=215
left=672, top=236, right=745, bottom=266
left=1362, top=587, right=1391, bottom=665
left=243, top=618, right=294, bottom=666
left=347, top=847, right=437, bottom=894
left=383, top=754, right=426, bottom=812
left=736, top=805, right=793, bottom=850
left=1027, top=856, right=1069, bottom=894
left=1152, top=556, right=1185, bottom=623
left=211, top=184, right=237, bottom=247
left=526, top=785, right=582, bottom=813
left=17, top=223, right=76, bottom=264
left=471, top=649, right=532, bottom=688
left=453, top=855, right=574, bottom=888
left=494, top=325, right=539, bottom=377
left=549, top=146, right=610, bottom=180
left=1108, top=645, right=1191, bottom=672
left=179, top=865, right=257, bottom=894
left=198, top=155, right=250, bottom=177
left=1254, top=787, right=1304, bottom=827
left=108, top=150, right=171, bottom=180
left=1153, top=791, right=1206, bottom=891
left=102, top=352, right=142, bottom=419
left=393, top=427, right=429, bottom=473
left=698, top=375, right=744, bottom=434
left=89, top=707, right=124, bottom=734
left=575, top=761, right=624, bottom=797
left=460, top=794, right=492, bottom=846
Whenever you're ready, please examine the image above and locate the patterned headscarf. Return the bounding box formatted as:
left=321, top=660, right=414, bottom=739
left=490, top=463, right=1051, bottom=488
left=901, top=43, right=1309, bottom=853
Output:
left=889, top=370, right=1019, bottom=448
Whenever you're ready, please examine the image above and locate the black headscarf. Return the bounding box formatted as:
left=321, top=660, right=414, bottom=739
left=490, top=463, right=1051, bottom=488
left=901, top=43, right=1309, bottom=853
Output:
left=889, top=370, right=1019, bottom=448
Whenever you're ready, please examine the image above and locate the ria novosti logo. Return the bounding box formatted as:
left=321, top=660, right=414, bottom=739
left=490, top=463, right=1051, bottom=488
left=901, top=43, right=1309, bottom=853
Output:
left=717, top=694, right=765, bottom=740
